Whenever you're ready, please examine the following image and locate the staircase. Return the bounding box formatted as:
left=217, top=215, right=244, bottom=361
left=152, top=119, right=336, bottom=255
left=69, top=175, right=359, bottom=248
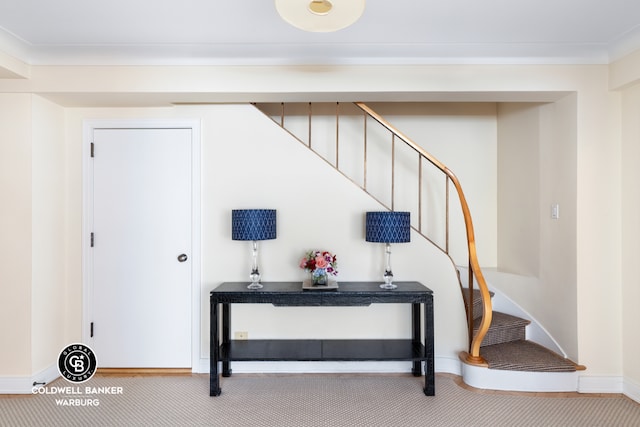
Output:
left=461, top=287, right=584, bottom=391
left=255, top=101, right=584, bottom=392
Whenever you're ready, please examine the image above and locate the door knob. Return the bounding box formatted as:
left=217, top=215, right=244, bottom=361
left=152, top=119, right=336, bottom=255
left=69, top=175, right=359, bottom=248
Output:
left=177, top=254, right=188, bottom=262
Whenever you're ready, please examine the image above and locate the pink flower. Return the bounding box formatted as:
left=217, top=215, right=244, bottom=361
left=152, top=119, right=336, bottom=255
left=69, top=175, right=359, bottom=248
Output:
left=315, top=256, right=328, bottom=269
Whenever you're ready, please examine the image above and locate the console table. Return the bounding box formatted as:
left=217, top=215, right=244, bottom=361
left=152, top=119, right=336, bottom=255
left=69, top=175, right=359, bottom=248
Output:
left=210, top=281, right=434, bottom=396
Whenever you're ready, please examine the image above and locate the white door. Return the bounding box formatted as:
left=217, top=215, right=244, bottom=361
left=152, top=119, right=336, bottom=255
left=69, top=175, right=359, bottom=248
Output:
left=90, top=128, right=192, bottom=367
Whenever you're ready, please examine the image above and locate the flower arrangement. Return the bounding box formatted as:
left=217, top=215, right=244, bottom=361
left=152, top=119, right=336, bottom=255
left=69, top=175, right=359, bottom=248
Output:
left=299, top=250, right=338, bottom=283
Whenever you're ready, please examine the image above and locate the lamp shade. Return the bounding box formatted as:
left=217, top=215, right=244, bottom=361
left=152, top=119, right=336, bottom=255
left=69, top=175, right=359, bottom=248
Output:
left=232, top=209, right=277, bottom=241
left=365, top=211, right=410, bottom=243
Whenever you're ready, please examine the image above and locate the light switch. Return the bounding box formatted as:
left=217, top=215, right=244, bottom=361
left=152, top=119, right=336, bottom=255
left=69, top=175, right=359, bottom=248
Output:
left=551, top=204, right=560, bottom=220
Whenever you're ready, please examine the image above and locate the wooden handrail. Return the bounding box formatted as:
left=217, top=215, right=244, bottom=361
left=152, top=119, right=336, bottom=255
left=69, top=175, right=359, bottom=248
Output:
left=260, top=101, right=492, bottom=363
left=354, top=102, right=492, bottom=364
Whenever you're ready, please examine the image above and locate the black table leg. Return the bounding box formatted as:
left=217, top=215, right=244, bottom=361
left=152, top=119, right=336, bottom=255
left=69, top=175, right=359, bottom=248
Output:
left=423, top=298, right=435, bottom=396
left=411, top=303, right=421, bottom=376
left=222, top=303, right=232, bottom=377
left=210, top=299, right=221, bottom=396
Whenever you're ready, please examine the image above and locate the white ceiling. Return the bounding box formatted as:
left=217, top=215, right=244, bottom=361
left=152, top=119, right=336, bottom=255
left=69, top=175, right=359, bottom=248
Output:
left=0, top=0, right=639, bottom=66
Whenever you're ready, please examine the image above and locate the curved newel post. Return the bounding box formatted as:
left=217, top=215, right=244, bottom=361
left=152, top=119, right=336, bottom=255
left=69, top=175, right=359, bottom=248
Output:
left=447, top=172, right=493, bottom=365
left=354, top=102, right=493, bottom=364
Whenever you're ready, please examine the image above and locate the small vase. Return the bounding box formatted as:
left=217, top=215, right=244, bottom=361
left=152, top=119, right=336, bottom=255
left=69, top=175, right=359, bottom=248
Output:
left=311, top=271, right=328, bottom=286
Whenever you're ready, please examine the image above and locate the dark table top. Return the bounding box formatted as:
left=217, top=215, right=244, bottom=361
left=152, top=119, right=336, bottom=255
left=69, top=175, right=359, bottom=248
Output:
left=211, top=281, right=432, bottom=305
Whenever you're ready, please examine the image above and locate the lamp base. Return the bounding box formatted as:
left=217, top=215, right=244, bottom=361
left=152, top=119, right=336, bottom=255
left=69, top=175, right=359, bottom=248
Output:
left=248, top=268, right=262, bottom=290
left=380, top=268, right=396, bottom=290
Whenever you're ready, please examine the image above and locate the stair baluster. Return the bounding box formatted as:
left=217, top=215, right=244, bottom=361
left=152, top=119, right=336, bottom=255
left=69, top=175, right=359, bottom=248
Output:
left=258, top=101, right=493, bottom=365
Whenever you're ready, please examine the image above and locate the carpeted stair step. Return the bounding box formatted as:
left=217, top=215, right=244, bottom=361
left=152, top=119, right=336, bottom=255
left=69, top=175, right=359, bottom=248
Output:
left=462, top=288, right=494, bottom=320
left=476, top=311, right=530, bottom=347
left=480, top=339, right=578, bottom=372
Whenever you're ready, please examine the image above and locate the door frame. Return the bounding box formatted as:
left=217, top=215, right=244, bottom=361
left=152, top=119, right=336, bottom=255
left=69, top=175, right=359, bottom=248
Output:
left=82, top=119, right=202, bottom=371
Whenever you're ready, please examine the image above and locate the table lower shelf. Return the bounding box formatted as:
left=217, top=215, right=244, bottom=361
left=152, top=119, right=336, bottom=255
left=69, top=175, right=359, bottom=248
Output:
left=220, top=339, right=427, bottom=362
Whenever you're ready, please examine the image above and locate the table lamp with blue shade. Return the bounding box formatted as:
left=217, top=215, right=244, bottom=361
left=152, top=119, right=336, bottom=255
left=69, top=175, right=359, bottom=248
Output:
left=366, top=211, right=411, bottom=289
left=232, top=209, right=277, bottom=289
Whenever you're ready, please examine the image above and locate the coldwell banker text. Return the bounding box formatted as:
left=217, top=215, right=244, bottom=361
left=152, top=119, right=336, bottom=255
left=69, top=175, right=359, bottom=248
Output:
left=32, top=386, right=124, bottom=407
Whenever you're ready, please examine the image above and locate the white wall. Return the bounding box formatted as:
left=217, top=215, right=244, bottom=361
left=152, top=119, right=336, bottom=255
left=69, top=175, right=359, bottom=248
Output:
left=258, top=102, right=498, bottom=268
left=621, top=82, right=640, bottom=397
left=538, top=95, right=579, bottom=361
left=495, top=99, right=579, bottom=360
left=365, top=102, right=498, bottom=268
left=497, top=103, right=541, bottom=276
left=0, top=94, right=66, bottom=378
left=31, top=95, right=67, bottom=372
left=576, top=70, right=622, bottom=383
left=0, top=94, right=32, bottom=375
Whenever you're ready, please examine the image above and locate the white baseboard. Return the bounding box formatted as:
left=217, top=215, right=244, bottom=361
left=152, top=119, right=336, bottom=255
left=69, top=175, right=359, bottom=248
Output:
left=624, top=377, right=640, bottom=403
left=436, top=356, right=462, bottom=376
left=209, top=361, right=419, bottom=374
left=197, top=356, right=458, bottom=376
left=195, top=358, right=209, bottom=373
left=0, top=364, right=60, bottom=395
left=578, top=375, right=624, bottom=394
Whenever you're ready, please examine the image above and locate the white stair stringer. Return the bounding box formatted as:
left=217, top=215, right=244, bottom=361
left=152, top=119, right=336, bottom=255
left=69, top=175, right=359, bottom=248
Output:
left=457, top=267, right=567, bottom=356
left=458, top=266, right=579, bottom=392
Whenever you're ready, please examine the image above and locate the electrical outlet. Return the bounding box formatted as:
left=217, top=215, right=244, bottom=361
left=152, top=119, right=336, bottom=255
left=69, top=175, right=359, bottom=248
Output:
left=234, top=331, right=248, bottom=340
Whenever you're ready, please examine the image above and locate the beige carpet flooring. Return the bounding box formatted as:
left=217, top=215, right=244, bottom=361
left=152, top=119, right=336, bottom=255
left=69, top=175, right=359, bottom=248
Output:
left=2, top=374, right=639, bottom=426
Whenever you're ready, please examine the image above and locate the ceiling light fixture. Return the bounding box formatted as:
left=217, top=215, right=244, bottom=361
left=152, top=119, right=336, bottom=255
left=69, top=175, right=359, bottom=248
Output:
left=275, top=0, right=366, bottom=32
